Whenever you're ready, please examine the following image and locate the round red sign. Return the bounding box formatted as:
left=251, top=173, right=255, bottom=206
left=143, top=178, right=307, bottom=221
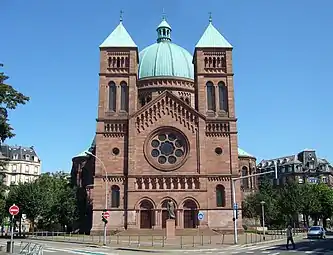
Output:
left=103, top=211, right=110, bottom=219
left=9, top=204, right=19, bottom=216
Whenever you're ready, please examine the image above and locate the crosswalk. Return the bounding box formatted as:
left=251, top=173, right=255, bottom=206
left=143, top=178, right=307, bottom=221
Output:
left=181, top=243, right=331, bottom=255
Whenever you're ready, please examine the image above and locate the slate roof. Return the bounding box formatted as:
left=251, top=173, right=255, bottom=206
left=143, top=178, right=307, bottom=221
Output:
left=196, top=21, right=232, bottom=48
left=0, top=144, right=40, bottom=162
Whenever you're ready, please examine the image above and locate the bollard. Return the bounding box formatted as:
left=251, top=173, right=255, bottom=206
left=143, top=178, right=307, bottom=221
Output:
left=162, top=234, right=165, bottom=247
left=117, top=235, right=119, bottom=245
left=221, top=234, right=225, bottom=245
left=151, top=235, right=153, bottom=247
left=138, top=235, right=140, bottom=247
left=251, top=233, right=253, bottom=243
left=201, top=235, right=203, bottom=246
left=128, top=236, right=131, bottom=246
left=192, top=235, right=195, bottom=247
left=209, top=235, right=212, bottom=245
left=245, top=233, right=247, bottom=244
left=180, top=236, right=183, bottom=248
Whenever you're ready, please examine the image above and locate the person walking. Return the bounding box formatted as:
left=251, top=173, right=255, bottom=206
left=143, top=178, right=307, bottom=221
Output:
left=286, top=225, right=295, bottom=250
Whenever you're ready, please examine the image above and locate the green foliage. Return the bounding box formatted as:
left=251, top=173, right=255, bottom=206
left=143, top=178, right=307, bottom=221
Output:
left=0, top=63, right=29, bottom=143
left=0, top=64, right=29, bottom=224
left=243, top=180, right=333, bottom=228
left=6, top=171, right=78, bottom=232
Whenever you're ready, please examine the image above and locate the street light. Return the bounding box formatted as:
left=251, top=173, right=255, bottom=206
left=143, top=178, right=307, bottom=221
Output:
left=85, top=151, right=108, bottom=246
left=260, top=201, right=266, bottom=241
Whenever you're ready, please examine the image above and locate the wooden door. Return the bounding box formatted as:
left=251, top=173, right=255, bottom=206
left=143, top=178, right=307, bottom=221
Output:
left=140, top=210, right=152, bottom=229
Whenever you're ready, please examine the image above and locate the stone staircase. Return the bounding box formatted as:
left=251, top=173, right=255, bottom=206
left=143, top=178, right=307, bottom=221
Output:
left=117, top=228, right=220, bottom=236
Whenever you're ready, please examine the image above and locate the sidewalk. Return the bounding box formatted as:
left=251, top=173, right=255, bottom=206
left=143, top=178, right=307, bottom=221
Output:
left=26, top=232, right=306, bottom=250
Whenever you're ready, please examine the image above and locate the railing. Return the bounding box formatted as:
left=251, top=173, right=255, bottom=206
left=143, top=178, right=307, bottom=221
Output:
left=19, top=241, right=43, bottom=255
left=23, top=229, right=307, bottom=248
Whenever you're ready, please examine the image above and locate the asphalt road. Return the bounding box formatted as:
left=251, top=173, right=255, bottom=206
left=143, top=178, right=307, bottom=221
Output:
left=1, top=236, right=331, bottom=255
left=176, top=236, right=333, bottom=255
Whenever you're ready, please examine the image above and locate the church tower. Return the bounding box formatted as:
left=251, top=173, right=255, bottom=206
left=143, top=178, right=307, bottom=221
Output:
left=193, top=15, right=239, bottom=176
left=92, top=14, right=138, bottom=231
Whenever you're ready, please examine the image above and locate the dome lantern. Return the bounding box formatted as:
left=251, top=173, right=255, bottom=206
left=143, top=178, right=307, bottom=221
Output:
left=156, top=16, right=172, bottom=43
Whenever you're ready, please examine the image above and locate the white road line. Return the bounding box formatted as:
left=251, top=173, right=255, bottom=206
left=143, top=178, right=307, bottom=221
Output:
left=218, top=252, right=225, bottom=254
left=305, top=252, right=315, bottom=254
left=261, top=252, right=271, bottom=254
left=245, top=252, right=254, bottom=254
left=43, top=250, right=57, bottom=253
left=231, top=252, right=240, bottom=254
left=270, top=253, right=280, bottom=255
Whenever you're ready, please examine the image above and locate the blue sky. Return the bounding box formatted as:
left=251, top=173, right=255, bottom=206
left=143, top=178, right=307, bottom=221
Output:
left=1, top=0, right=332, bottom=172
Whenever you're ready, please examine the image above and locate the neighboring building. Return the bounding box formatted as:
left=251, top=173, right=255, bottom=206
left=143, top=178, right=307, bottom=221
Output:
left=0, top=144, right=41, bottom=186
left=257, top=149, right=333, bottom=186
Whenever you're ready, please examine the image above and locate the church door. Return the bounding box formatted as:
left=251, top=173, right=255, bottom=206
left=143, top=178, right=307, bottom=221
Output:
left=183, top=199, right=198, bottom=228
left=139, top=200, right=155, bottom=229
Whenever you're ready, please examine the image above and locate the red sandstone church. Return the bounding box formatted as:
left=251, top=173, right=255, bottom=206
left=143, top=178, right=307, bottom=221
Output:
left=71, top=14, right=257, bottom=233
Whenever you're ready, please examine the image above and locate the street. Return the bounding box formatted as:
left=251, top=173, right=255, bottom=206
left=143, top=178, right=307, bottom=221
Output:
left=0, top=236, right=332, bottom=255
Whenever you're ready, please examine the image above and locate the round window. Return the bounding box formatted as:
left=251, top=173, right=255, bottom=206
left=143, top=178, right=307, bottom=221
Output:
left=215, top=147, right=223, bottom=155
left=144, top=128, right=189, bottom=171
left=112, top=147, right=120, bottom=155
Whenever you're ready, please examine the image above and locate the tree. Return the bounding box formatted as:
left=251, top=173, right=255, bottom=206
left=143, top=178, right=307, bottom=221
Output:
left=299, top=183, right=321, bottom=226
left=6, top=182, right=47, bottom=232
left=0, top=63, right=29, bottom=143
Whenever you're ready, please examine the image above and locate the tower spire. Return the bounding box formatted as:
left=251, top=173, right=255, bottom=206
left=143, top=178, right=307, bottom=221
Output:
left=208, top=12, right=212, bottom=23
left=162, top=8, right=166, bottom=20
left=120, top=10, right=123, bottom=22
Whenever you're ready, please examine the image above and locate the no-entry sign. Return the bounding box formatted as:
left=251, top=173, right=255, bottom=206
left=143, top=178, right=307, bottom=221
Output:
left=9, top=204, right=19, bottom=216
left=102, top=211, right=110, bottom=219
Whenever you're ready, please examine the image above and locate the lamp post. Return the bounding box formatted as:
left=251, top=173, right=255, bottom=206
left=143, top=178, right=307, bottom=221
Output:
left=85, top=151, right=108, bottom=246
left=260, top=201, right=266, bottom=241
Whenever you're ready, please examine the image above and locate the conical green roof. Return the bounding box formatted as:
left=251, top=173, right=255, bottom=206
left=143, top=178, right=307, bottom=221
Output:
left=100, top=22, right=137, bottom=48
left=196, top=22, right=232, bottom=48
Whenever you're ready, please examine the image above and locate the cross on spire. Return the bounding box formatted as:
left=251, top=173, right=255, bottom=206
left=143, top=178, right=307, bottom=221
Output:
left=162, top=8, right=166, bottom=20
left=120, top=10, right=124, bottom=22
left=209, top=11, right=212, bottom=23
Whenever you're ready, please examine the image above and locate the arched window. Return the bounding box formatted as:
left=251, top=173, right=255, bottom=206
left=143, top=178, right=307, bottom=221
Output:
left=241, top=166, right=249, bottom=189
left=108, top=81, right=116, bottom=111
left=111, top=185, right=120, bottom=208
left=206, top=81, right=215, bottom=111
left=120, top=81, right=128, bottom=112
left=218, top=81, right=228, bottom=112
left=216, top=184, right=226, bottom=207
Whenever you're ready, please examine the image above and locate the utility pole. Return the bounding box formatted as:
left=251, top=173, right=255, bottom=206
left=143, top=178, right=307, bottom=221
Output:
left=231, top=166, right=278, bottom=244
left=260, top=201, right=266, bottom=241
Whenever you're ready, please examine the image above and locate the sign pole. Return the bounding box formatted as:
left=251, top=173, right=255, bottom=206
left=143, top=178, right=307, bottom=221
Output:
left=10, top=215, right=14, bottom=253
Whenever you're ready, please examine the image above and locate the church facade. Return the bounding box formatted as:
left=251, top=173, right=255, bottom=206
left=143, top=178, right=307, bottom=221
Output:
left=71, top=15, right=257, bottom=233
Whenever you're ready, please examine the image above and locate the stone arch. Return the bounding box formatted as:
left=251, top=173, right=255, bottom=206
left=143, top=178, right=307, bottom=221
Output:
left=179, top=196, right=200, bottom=209
left=137, top=198, right=155, bottom=229
left=158, top=197, right=178, bottom=209
left=181, top=197, right=199, bottom=228
left=134, top=197, right=156, bottom=210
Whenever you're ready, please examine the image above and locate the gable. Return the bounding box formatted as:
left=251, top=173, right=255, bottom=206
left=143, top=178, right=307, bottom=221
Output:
left=131, top=91, right=205, bottom=134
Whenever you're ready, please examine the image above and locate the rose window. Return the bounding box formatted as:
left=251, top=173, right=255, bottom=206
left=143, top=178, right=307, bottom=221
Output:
left=145, top=128, right=189, bottom=171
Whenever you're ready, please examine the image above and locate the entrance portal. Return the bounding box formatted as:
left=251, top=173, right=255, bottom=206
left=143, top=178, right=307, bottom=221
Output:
left=183, top=199, right=198, bottom=228
left=140, top=200, right=154, bottom=229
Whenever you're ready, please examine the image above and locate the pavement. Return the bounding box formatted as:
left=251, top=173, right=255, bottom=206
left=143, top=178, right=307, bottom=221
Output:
left=0, top=235, right=328, bottom=255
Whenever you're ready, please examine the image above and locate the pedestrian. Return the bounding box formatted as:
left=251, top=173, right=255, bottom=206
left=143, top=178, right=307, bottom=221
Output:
left=286, top=225, right=295, bottom=250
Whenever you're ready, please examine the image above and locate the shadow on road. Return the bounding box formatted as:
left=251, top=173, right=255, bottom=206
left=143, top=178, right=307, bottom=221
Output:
left=264, top=237, right=333, bottom=254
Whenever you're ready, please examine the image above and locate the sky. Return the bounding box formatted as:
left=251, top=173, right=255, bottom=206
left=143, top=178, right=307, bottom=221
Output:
left=1, top=0, right=332, bottom=172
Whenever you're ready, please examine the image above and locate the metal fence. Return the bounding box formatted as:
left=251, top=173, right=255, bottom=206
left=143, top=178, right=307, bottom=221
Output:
left=24, top=229, right=306, bottom=248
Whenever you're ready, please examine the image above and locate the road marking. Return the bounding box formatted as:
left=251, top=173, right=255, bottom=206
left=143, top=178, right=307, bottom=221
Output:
left=231, top=252, right=240, bottom=254
left=218, top=252, right=225, bottom=254
left=305, top=252, right=314, bottom=254
left=261, top=252, right=271, bottom=254
left=270, top=253, right=280, bottom=255
left=43, top=250, right=57, bottom=253
left=246, top=252, right=254, bottom=254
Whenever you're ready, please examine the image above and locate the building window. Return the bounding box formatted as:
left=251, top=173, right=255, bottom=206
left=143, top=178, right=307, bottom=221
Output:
left=108, top=81, right=116, bottom=111
left=13, top=154, right=18, bottom=160
left=218, top=81, right=228, bottom=112
left=120, top=81, right=128, bottom=112
left=25, top=155, right=30, bottom=160
left=34, top=166, right=38, bottom=175
left=216, top=184, right=226, bottom=207
left=206, top=81, right=215, bottom=111
left=12, top=165, right=17, bottom=172
left=111, top=185, right=120, bottom=208
left=241, top=166, right=249, bottom=189
left=322, top=177, right=328, bottom=183
left=25, top=165, right=29, bottom=173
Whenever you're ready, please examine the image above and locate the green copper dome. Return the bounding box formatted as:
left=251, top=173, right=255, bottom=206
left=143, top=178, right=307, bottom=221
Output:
left=138, top=18, right=194, bottom=80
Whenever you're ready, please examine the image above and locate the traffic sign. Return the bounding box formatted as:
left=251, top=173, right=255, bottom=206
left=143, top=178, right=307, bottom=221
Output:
left=102, top=211, right=110, bottom=219
left=197, top=211, right=204, bottom=221
left=9, top=204, right=19, bottom=216
left=233, top=203, right=238, bottom=210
